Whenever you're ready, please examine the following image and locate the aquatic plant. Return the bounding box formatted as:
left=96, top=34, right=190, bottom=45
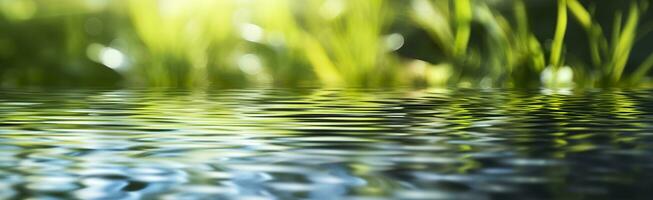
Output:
left=566, top=0, right=652, bottom=87
left=410, top=0, right=547, bottom=88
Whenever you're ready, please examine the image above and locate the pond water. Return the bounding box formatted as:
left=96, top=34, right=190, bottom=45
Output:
left=1, top=88, right=653, bottom=199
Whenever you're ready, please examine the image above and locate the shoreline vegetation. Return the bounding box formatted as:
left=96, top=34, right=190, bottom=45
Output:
left=0, top=0, right=652, bottom=89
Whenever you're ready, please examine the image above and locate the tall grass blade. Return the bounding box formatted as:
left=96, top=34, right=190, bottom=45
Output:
left=454, top=0, right=472, bottom=57
left=630, top=52, right=653, bottom=84
left=611, top=3, right=639, bottom=82
left=567, top=0, right=591, bottom=30
left=550, top=0, right=568, bottom=68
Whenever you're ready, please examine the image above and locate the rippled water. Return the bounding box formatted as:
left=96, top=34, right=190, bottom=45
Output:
left=1, top=88, right=653, bottom=199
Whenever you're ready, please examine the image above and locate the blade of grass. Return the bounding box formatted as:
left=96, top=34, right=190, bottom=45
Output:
left=515, top=0, right=546, bottom=71
left=411, top=0, right=454, bottom=57
left=550, top=0, right=568, bottom=68
left=567, top=0, right=591, bottom=30
left=567, top=0, right=604, bottom=67
left=610, top=11, right=623, bottom=59
left=514, top=0, right=529, bottom=40
left=453, top=0, right=472, bottom=57
left=303, top=35, right=343, bottom=86
left=612, top=3, right=639, bottom=82
left=630, top=52, right=653, bottom=84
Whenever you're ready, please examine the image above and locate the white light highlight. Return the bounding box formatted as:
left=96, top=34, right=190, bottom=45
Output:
left=99, top=47, right=125, bottom=70
left=240, top=23, right=264, bottom=42
left=238, top=54, right=263, bottom=75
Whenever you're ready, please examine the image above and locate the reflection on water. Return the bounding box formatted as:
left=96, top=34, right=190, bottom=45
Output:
left=1, top=88, right=653, bottom=199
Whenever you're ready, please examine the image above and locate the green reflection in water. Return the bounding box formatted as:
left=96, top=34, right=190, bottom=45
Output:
left=1, top=89, right=653, bottom=199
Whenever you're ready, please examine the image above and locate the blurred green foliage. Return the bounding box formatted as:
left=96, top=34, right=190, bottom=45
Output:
left=0, top=0, right=652, bottom=88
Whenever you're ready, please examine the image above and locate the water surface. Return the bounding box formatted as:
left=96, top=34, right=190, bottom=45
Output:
left=1, top=88, right=653, bottom=199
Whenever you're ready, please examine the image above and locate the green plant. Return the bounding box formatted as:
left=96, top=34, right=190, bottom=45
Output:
left=567, top=0, right=652, bottom=87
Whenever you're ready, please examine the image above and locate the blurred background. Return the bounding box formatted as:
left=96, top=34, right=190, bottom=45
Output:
left=0, top=0, right=652, bottom=88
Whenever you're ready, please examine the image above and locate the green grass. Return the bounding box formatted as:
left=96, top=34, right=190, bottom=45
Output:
left=565, top=0, right=651, bottom=87
left=0, top=0, right=652, bottom=88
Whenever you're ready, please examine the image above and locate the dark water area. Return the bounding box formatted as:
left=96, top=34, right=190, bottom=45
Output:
left=1, top=88, right=653, bottom=199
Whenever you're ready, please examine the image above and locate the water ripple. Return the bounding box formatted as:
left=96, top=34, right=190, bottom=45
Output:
left=1, top=88, right=653, bottom=199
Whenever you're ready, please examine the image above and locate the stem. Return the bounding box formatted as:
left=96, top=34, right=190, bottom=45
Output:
left=550, top=0, right=568, bottom=68
left=453, top=0, right=472, bottom=57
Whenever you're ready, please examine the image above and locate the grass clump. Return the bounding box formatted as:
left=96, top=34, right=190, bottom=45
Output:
left=0, top=0, right=652, bottom=89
